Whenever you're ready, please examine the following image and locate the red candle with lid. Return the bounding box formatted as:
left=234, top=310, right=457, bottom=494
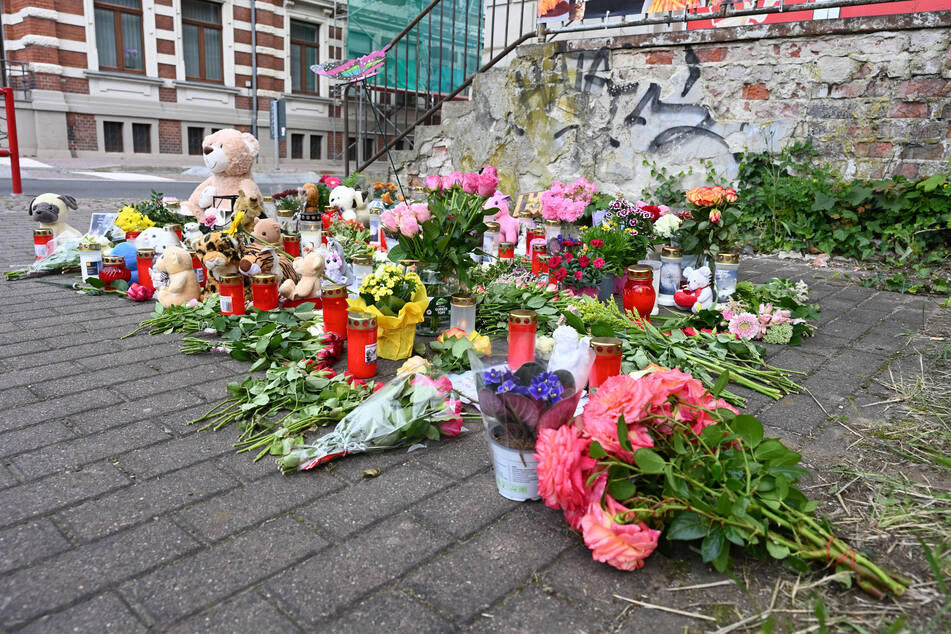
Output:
left=99, top=255, right=131, bottom=290
left=219, top=274, right=246, bottom=315
left=136, top=248, right=155, bottom=290
left=322, top=284, right=348, bottom=340
left=251, top=273, right=279, bottom=310
left=508, top=309, right=537, bottom=371
left=623, top=264, right=656, bottom=321
left=589, top=337, right=623, bottom=389
left=531, top=243, right=548, bottom=276
left=33, top=228, right=54, bottom=260
left=125, top=230, right=141, bottom=242
left=498, top=241, right=515, bottom=261
left=346, top=311, right=378, bottom=378
left=282, top=234, right=301, bottom=258
left=187, top=249, right=207, bottom=288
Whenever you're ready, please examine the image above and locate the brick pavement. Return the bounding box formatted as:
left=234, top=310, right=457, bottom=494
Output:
left=0, top=196, right=943, bottom=632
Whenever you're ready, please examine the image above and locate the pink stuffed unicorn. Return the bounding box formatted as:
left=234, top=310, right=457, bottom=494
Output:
left=483, top=191, right=519, bottom=244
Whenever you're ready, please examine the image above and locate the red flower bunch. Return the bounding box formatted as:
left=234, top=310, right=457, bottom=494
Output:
left=271, top=188, right=299, bottom=200
left=550, top=238, right=611, bottom=292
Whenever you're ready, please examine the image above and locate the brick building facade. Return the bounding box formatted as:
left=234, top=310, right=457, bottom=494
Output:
left=1, top=0, right=353, bottom=163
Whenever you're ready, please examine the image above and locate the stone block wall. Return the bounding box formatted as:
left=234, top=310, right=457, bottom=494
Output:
left=396, top=11, right=951, bottom=196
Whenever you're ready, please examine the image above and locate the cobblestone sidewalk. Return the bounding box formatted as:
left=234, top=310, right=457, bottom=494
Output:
left=0, top=197, right=942, bottom=632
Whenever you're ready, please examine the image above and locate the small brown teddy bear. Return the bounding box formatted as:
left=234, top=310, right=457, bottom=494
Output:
left=155, top=246, right=201, bottom=307
left=238, top=218, right=298, bottom=284
left=279, top=252, right=325, bottom=301
left=301, top=183, right=321, bottom=213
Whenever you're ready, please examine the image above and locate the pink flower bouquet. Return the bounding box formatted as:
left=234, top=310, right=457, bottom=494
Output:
left=540, top=177, right=596, bottom=223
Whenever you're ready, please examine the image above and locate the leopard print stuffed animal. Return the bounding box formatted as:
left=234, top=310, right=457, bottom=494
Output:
left=238, top=218, right=298, bottom=285
left=192, top=231, right=243, bottom=299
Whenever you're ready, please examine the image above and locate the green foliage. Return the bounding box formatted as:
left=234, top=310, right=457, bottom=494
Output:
left=134, top=190, right=183, bottom=227
left=475, top=282, right=566, bottom=337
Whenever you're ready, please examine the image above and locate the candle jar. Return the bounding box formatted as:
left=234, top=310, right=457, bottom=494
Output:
left=636, top=259, right=662, bottom=316
left=99, top=255, right=131, bottom=290
left=537, top=253, right=550, bottom=285
left=218, top=274, right=246, bottom=315
left=368, top=201, right=383, bottom=244
left=79, top=242, right=103, bottom=279
left=589, top=337, right=623, bottom=390
left=714, top=252, right=740, bottom=301
left=125, top=230, right=142, bottom=242
left=167, top=224, right=183, bottom=242
left=251, top=273, right=279, bottom=310
left=531, top=243, right=547, bottom=276
left=299, top=212, right=322, bottom=254
left=527, top=227, right=544, bottom=261
left=482, top=221, right=500, bottom=264
left=263, top=195, right=277, bottom=218
left=623, top=265, right=656, bottom=320
left=543, top=219, right=561, bottom=251
left=351, top=256, right=373, bottom=295
left=498, top=241, right=515, bottom=261
left=187, top=249, right=206, bottom=287
left=277, top=208, right=296, bottom=234
left=508, top=309, right=537, bottom=371
left=321, top=284, right=348, bottom=339
left=658, top=246, right=683, bottom=307
left=136, top=248, right=156, bottom=290
left=347, top=311, right=378, bottom=379
left=450, top=294, right=476, bottom=335
left=282, top=234, right=301, bottom=258
left=33, top=228, right=54, bottom=260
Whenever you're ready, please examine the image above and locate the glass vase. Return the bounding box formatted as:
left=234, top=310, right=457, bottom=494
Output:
left=416, top=264, right=455, bottom=337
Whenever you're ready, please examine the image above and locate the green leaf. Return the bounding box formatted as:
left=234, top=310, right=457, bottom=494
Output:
left=450, top=336, right=471, bottom=358
left=591, top=321, right=615, bottom=338
left=633, top=448, right=665, bottom=474
left=767, top=539, right=789, bottom=560
left=248, top=357, right=269, bottom=373
left=724, top=525, right=748, bottom=547
left=701, top=526, right=726, bottom=564
left=755, top=440, right=801, bottom=466
left=617, top=414, right=632, bottom=453
left=607, top=478, right=637, bottom=500
left=526, top=296, right=546, bottom=309
left=588, top=441, right=608, bottom=459
left=731, top=414, right=764, bottom=448
left=700, top=424, right=724, bottom=447
left=84, top=276, right=105, bottom=288
left=562, top=310, right=587, bottom=334
left=230, top=349, right=253, bottom=362
left=255, top=337, right=270, bottom=355
left=666, top=511, right=709, bottom=541
left=715, top=492, right=733, bottom=515
left=711, top=370, right=730, bottom=398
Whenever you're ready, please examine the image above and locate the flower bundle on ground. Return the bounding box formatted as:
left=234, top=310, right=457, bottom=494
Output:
left=428, top=328, right=492, bottom=373
left=536, top=368, right=909, bottom=598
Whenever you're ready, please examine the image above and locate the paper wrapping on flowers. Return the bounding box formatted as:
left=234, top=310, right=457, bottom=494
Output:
left=347, top=283, right=429, bottom=360
left=279, top=373, right=463, bottom=472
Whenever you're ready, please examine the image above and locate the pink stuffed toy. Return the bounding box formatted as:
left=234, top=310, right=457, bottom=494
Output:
left=484, top=191, right=519, bottom=244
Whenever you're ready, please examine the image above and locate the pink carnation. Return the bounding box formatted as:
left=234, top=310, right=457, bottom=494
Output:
left=535, top=426, right=596, bottom=530
left=581, top=375, right=654, bottom=462
left=462, top=172, right=480, bottom=194
left=592, top=257, right=605, bottom=269
left=425, top=175, right=442, bottom=191
left=581, top=499, right=660, bottom=571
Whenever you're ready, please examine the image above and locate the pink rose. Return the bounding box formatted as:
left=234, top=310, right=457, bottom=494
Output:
left=380, top=209, right=399, bottom=232
left=462, top=172, right=480, bottom=194
left=535, top=426, right=596, bottom=530
left=439, top=399, right=463, bottom=436
left=581, top=499, right=660, bottom=571
left=399, top=214, right=420, bottom=237
left=425, top=175, right=442, bottom=191
left=441, top=172, right=463, bottom=189
left=412, top=203, right=431, bottom=223
left=126, top=282, right=153, bottom=301
left=709, top=209, right=722, bottom=224
left=434, top=376, right=453, bottom=394
left=476, top=166, right=498, bottom=197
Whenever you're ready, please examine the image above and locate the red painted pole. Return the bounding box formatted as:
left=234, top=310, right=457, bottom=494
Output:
left=3, top=87, right=22, bottom=194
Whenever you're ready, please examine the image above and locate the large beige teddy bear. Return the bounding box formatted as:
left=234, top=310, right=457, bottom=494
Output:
left=183, top=129, right=262, bottom=227
left=155, top=246, right=201, bottom=307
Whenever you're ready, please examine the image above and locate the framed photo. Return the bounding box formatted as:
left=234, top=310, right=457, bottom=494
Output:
left=88, top=213, right=118, bottom=237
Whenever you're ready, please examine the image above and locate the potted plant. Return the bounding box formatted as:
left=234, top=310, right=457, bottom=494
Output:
left=346, top=263, right=429, bottom=360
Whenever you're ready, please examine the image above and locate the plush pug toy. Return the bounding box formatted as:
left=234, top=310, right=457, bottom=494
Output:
left=29, top=193, right=83, bottom=239
left=155, top=246, right=201, bottom=307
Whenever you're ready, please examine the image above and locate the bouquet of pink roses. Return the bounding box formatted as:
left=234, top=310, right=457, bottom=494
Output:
left=536, top=368, right=909, bottom=597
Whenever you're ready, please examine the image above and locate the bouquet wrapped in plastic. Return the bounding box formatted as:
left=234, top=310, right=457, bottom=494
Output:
left=279, top=373, right=469, bottom=472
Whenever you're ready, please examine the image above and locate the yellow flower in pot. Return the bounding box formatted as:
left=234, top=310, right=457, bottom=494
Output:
left=348, top=263, right=429, bottom=360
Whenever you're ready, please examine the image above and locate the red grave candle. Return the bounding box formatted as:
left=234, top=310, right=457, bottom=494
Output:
left=187, top=249, right=207, bottom=288
left=623, top=264, right=656, bottom=321
left=99, top=255, right=131, bottom=290
left=218, top=274, right=246, bottom=315
left=321, top=284, right=348, bottom=340
left=136, top=248, right=155, bottom=290
left=589, top=337, right=623, bottom=389
left=251, top=273, right=279, bottom=311
left=33, top=228, right=53, bottom=260
left=498, top=241, right=515, bottom=261
left=531, top=243, right=547, bottom=276
left=507, top=309, right=537, bottom=371
left=346, top=312, right=378, bottom=378
left=125, top=230, right=141, bottom=242
left=282, top=234, right=301, bottom=258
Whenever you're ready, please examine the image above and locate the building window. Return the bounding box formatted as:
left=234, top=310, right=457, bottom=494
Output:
left=182, top=0, right=223, bottom=82
left=94, top=0, right=145, bottom=72
left=290, top=21, right=319, bottom=94
left=363, top=137, right=376, bottom=161
left=104, top=121, right=123, bottom=152
left=347, top=136, right=356, bottom=158
left=187, top=126, right=204, bottom=155
left=309, top=135, right=322, bottom=160
left=291, top=134, right=304, bottom=159
left=132, top=123, right=151, bottom=153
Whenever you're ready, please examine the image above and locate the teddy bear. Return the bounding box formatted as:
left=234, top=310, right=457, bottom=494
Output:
left=182, top=129, right=262, bottom=227
left=134, top=226, right=181, bottom=254
left=673, top=266, right=714, bottom=313
left=483, top=191, right=519, bottom=245
left=154, top=246, right=201, bottom=307
left=182, top=222, right=203, bottom=247
left=301, top=183, right=321, bottom=213
left=29, top=193, right=83, bottom=239
left=279, top=252, right=326, bottom=301
left=328, top=185, right=369, bottom=228
left=233, top=188, right=264, bottom=232
left=192, top=231, right=243, bottom=299
left=238, top=218, right=298, bottom=285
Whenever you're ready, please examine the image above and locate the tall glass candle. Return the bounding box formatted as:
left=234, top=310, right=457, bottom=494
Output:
left=368, top=201, right=382, bottom=244
left=498, top=241, right=515, bottom=261
left=277, top=208, right=296, bottom=234
left=282, top=234, right=301, bottom=258
left=251, top=274, right=279, bottom=310
left=136, top=248, right=156, bottom=291
left=589, top=337, right=622, bottom=390
left=321, top=284, right=348, bottom=339
left=299, top=211, right=322, bottom=254
left=715, top=252, right=740, bottom=301
left=79, top=242, right=103, bottom=279
left=346, top=311, right=378, bottom=379
left=658, top=246, right=682, bottom=307
left=187, top=249, right=206, bottom=287
left=537, top=254, right=550, bottom=285
left=543, top=219, right=561, bottom=251
left=33, top=228, right=54, bottom=260
left=263, top=195, right=277, bottom=218
left=508, top=309, right=537, bottom=371
left=351, top=256, right=373, bottom=295
left=623, top=265, right=656, bottom=321
left=482, top=221, right=500, bottom=263
left=450, top=294, right=476, bottom=335
left=218, top=274, right=246, bottom=315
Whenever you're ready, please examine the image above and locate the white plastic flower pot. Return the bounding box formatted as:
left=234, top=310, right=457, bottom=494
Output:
left=488, top=432, right=540, bottom=502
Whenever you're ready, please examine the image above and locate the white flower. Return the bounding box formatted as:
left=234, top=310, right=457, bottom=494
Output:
left=654, top=214, right=682, bottom=238
left=794, top=280, right=809, bottom=303
left=535, top=335, right=555, bottom=360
